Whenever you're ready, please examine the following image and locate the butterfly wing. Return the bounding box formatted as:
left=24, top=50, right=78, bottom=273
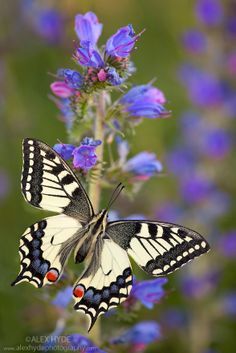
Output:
left=73, top=238, right=133, bottom=331
left=21, top=138, right=94, bottom=221
left=12, top=215, right=84, bottom=288
left=106, top=221, right=210, bottom=276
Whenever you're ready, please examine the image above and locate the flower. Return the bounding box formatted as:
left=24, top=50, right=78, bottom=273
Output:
left=107, top=67, right=124, bottom=86
left=57, top=69, right=84, bottom=89
left=180, top=174, right=214, bottom=204
left=75, top=12, right=103, bottom=45
left=53, top=143, right=75, bottom=160
left=111, top=321, right=161, bottom=351
left=52, top=286, right=72, bottom=308
left=67, top=334, right=106, bottom=352
left=131, top=278, right=167, bottom=309
left=155, top=202, right=184, bottom=223
left=57, top=98, right=76, bottom=130
left=218, top=231, right=236, bottom=258
left=221, top=292, right=236, bottom=316
left=72, top=137, right=101, bottom=171
left=180, top=65, right=223, bottom=107
left=195, top=0, right=223, bottom=26
left=123, top=152, right=163, bottom=180
left=50, top=81, right=74, bottom=98
left=182, top=29, right=206, bottom=53
left=75, top=41, right=104, bottom=68
left=105, top=25, right=139, bottom=58
left=120, top=84, right=168, bottom=119
left=33, top=8, right=64, bottom=43
left=181, top=271, right=219, bottom=299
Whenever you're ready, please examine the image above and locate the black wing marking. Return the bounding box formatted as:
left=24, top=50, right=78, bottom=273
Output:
left=73, top=238, right=133, bottom=331
left=12, top=215, right=84, bottom=288
left=106, top=220, right=210, bottom=276
left=21, top=138, right=94, bottom=221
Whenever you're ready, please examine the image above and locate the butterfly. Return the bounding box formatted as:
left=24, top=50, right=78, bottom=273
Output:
left=12, top=138, right=210, bottom=331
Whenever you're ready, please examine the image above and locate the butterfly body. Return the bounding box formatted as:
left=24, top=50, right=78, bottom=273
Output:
left=12, top=138, right=210, bottom=331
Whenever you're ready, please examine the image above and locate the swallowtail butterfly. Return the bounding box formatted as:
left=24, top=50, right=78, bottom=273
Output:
left=12, top=138, right=210, bottom=331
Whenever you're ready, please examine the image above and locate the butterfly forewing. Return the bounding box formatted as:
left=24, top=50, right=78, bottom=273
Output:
left=21, top=138, right=94, bottom=220
left=73, top=238, right=133, bottom=331
left=106, top=221, right=210, bottom=276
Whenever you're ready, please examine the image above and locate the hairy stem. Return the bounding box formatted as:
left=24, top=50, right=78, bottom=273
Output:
left=88, top=91, right=106, bottom=344
left=88, top=91, right=106, bottom=213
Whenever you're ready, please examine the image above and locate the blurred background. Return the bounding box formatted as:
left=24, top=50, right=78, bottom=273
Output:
left=0, top=0, right=235, bottom=352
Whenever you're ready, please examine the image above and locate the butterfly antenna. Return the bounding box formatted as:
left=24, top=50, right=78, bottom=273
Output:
left=107, top=183, right=125, bottom=210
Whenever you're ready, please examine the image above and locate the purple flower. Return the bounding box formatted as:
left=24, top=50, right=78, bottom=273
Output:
left=52, top=286, right=72, bottom=308
left=53, top=143, right=75, bottom=160
left=182, top=29, right=206, bottom=53
left=34, top=8, right=64, bottom=43
left=181, top=271, right=219, bottom=299
left=75, top=12, right=103, bottom=45
left=105, top=25, right=139, bottom=58
left=131, top=278, right=167, bottom=309
left=121, top=84, right=168, bottom=119
left=107, top=67, right=124, bottom=86
left=111, top=321, right=161, bottom=348
left=72, top=137, right=101, bottom=171
left=218, top=231, right=236, bottom=258
left=180, top=174, right=214, bottom=204
left=123, top=152, right=163, bottom=180
left=221, top=292, right=236, bottom=316
left=195, top=0, right=223, bottom=26
left=75, top=41, right=104, bottom=68
left=57, top=98, right=76, bottom=130
left=155, top=202, right=184, bottom=223
left=202, top=128, right=231, bottom=159
left=162, top=308, right=188, bottom=329
left=167, top=147, right=197, bottom=176
left=180, top=65, right=223, bottom=107
left=67, top=334, right=106, bottom=353
left=57, top=69, right=84, bottom=89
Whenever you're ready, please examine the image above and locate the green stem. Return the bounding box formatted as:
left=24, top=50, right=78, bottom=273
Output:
left=89, top=91, right=106, bottom=213
left=88, top=91, right=106, bottom=344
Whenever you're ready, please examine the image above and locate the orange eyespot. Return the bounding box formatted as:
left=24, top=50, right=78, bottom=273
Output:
left=46, top=268, right=59, bottom=282
left=73, top=285, right=84, bottom=298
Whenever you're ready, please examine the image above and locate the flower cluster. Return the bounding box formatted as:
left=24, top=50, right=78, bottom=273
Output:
left=54, top=137, right=101, bottom=172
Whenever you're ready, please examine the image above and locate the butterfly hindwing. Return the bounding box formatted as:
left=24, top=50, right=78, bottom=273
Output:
left=12, top=215, right=84, bottom=288
left=21, top=138, right=94, bottom=220
left=106, top=221, right=210, bottom=276
left=73, top=238, right=133, bottom=331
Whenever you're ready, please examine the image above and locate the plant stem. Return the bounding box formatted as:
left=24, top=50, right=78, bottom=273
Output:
left=89, top=91, right=106, bottom=213
left=88, top=91, right=106, bottom=344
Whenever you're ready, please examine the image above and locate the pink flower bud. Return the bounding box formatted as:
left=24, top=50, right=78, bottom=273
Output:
left=50, top=81, right=74, bottom=98
left=97, top=69, right=107, bottom=82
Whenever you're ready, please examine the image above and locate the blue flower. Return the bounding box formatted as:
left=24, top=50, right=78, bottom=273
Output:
left=218, top=231, right=236, bottom=258
left=0, top=169, right=10, bottom=201
left=221, top=292, right=236, bottom=316
left=181, top=271, right=219, bottom=299
left=182, top=29, right=206, bottom=53
left=53, top=143, right=75, bottom=160
left=124, top=152, right=163, bottom=180
left=107, top=67, right=124, bottom=86
left=75, top=12, right=103, bottom=45
left=33, top=8, right=64, bottom=43
left=120, top=84, right=169, bottom=119
left=67, top=334, right=106, bottom=352
left=155, top=202, right=184, bottom=223
left=105, top=25, right=138, bottom=58
left=57, top=68, right=84, bottom=89
left=75, top=41, right=104, bottom=68
left=52, top=286, right=72, bottom=308
left=180, top=174, right=214, bottom=203
left=180, top=65, right=223, bottom=107
left=72, top=137, right=101, bottom=171
left=131, top=278, right=167, bottom=309
left=111, top=321, right=161, bottom=346
left=195, top=0, right=223, bottom=26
